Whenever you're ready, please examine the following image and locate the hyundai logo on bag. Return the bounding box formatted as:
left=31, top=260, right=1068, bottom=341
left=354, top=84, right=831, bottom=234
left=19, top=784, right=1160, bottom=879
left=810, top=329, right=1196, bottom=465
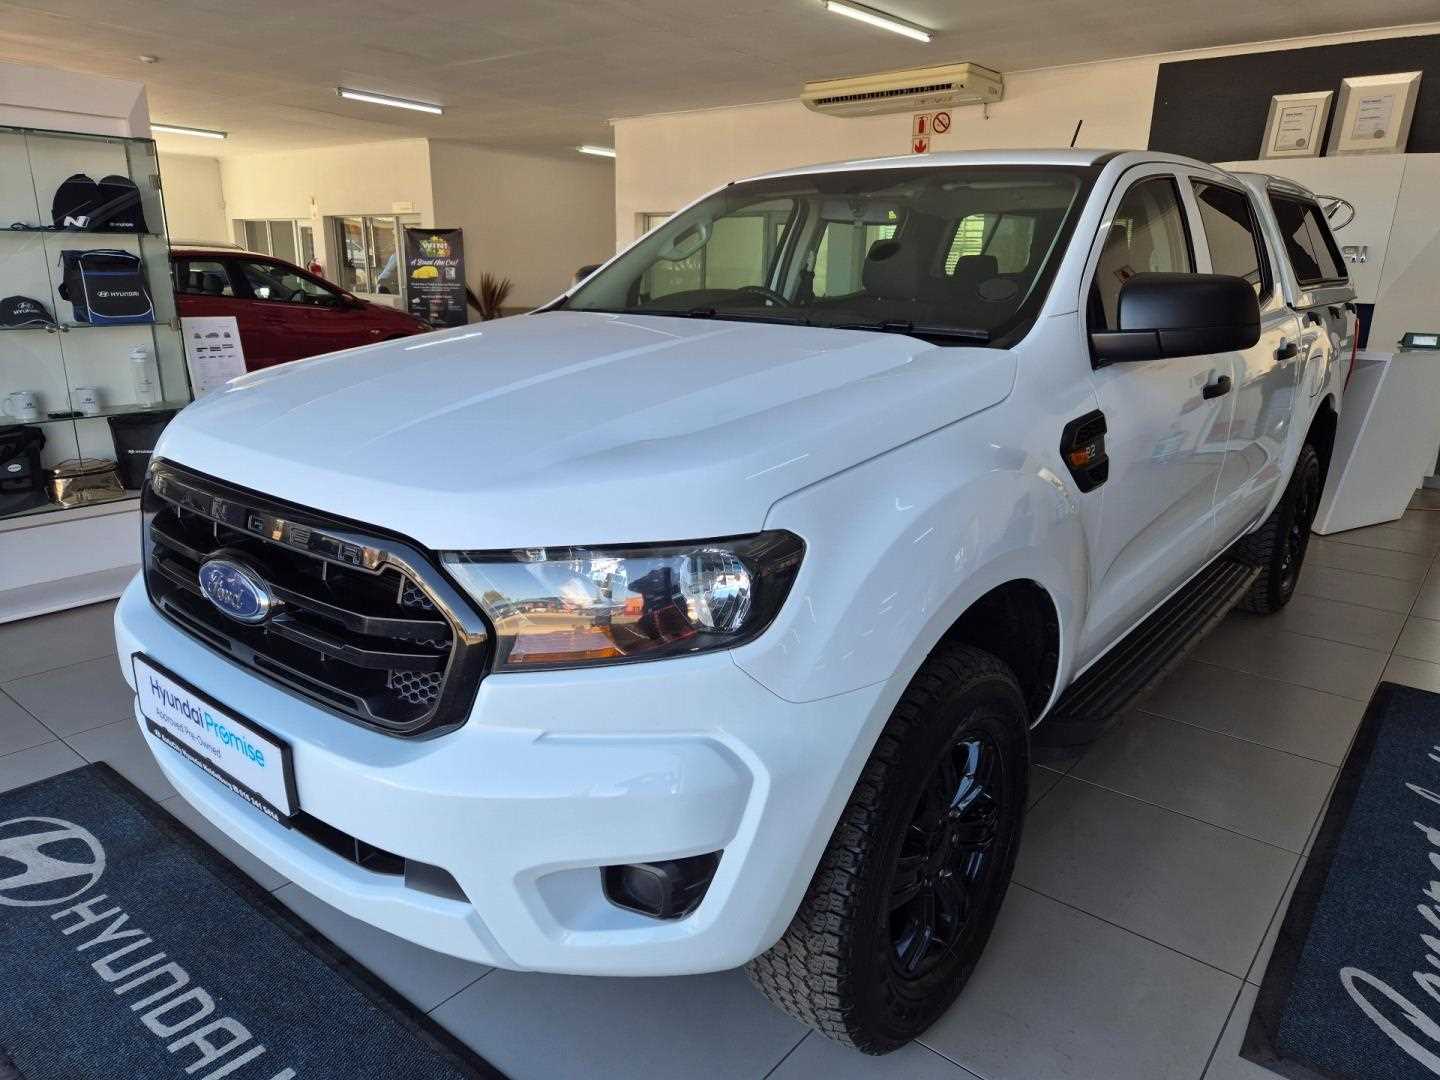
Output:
left=198, top=557, right=277, bottom=624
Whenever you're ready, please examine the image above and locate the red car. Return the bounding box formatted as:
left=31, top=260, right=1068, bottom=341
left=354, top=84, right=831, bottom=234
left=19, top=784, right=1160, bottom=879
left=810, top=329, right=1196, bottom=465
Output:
left=171, top=247, right=429, bottom=370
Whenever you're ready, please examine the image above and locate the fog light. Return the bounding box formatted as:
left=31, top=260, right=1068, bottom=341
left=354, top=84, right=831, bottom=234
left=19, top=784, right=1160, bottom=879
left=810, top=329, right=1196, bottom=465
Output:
left=602, top=852, right=722, bottom=919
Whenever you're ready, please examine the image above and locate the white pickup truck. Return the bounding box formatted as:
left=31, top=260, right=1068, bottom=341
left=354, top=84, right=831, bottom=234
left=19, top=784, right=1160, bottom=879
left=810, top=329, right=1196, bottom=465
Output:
left=116, top=149, right=1355, bottom=1053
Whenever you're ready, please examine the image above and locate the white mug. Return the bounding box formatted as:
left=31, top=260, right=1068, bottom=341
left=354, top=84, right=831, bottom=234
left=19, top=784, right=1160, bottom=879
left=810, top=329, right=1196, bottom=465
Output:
left=3, top=391, right=40, bottom=422
left=72, top=386, right=101, bottom=417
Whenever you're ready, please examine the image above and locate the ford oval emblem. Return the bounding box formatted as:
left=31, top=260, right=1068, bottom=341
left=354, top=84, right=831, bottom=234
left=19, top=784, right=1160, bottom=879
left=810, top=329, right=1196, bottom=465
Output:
left=197, top=557, right=277, bottom=625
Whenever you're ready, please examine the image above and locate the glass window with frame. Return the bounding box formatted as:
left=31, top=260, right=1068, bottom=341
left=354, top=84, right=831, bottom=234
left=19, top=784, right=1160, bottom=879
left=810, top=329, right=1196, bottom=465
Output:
left=1091, top=176, right=1194, bottom=329
left=235, top=259, right=339, bottom=305
left=638, top=202, right=793, bottom=302
left=811, top=213, right=900, bottom=298
left=175, top=258, right=235, bottom=297
left=1191, top=182, right=1268, bottom=297
left=1269, top=195, right=1346, bottom=287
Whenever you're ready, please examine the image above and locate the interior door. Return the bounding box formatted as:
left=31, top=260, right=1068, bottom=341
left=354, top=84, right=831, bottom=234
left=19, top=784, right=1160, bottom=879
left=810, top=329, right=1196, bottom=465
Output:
left=1187, top=178, right=1302, bottom=550
left=1076, top=169, right=1236, bottom=665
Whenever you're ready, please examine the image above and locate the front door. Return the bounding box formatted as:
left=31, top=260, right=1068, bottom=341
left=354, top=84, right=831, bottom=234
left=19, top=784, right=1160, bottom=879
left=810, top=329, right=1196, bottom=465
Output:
left=232, top=258, right=371, bottom=365
left=1076, top=168, right=1235, bottom=665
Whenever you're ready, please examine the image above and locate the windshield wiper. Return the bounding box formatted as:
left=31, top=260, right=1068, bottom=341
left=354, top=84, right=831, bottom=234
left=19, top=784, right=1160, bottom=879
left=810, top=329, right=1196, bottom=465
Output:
left=827, top=319, right=991, bottom=344
left=619, top=306, right=811, bottom=326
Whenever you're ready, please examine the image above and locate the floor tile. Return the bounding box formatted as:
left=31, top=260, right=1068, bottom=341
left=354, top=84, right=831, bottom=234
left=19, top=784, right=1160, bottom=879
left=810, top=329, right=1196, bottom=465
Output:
left=1304, top=538, right=1431, bottom=582
left=161, top=793, right=289, bottom=892
left=1380, top=654, right=1440, bottom=692
left=431, top=968, right=807, bottom=1080
left=0, top=600, right=117, bottom=681
left=1325, top=520, right=1440, bottom=556
left=275, top=884, right=490, bottom=1012
left=1245, top=857, right=1301, bottom=986
left=1395, top=616, right=1440, bottom=664
left=64, top=717, right=175, bottom=802
left=1409, top=489, right=1440, bottom=510
left=919, top=887, right=1239, bottom=1080
left=1071, top=712, right=1335, bottom=852
left=0, top=690, right=54, bottom=757
left=1140, top=660, right=1364, bottom=765
left=1028, top=764, right=1064, bottom=808
left=1015, top=779, right=1296, bottom=976
left=1251, top=594, right=1405, bottom=652
left=1410, top=584, right=1440, bottom=621
left=1391, top=508, right=1440, bottom=535
left=0, top=739, right=85, bottom=792
left=1190, top=622, right=1386, bottom=701
left=1202, top=984, right=1273, bottom=1080
left=771, top=1033, right=976, bottom=1079
left=1295, top=562, right=1420, bottom=613
left=2, top=654, right=134, bottom=737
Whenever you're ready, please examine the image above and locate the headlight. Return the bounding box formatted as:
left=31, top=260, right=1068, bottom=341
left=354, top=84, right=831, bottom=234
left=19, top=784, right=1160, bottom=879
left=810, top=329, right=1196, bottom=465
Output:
left=441, top=531, right=804, bottom=670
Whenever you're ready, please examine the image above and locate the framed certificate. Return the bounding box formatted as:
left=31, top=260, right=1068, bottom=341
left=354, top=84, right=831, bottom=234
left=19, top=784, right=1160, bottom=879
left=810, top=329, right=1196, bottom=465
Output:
left=1328, top=71, right=1422, bottom=156
left=1260, top=91, right=1333, bottom=158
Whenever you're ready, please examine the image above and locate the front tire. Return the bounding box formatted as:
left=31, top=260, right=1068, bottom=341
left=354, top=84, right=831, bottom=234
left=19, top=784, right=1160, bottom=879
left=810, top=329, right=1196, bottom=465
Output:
left=746, top=644, right=1029, bottom=1054
left=1237, top=443, right=1321, bottom=614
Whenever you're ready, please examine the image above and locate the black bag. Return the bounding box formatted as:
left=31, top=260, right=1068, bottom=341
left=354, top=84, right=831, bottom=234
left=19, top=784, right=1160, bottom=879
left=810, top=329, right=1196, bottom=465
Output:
left=0, top=424, right=48, bottom=515
left=58, top=249, right=154, bottom=325
left=94, top=174, right=148, bottom=233
left=107, top=409, right=177, bottom=489
left=51, top=173, right=103, bottom=229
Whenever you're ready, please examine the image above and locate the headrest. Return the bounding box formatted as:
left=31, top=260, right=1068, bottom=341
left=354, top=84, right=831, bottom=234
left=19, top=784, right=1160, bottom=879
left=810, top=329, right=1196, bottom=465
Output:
left=950, top=254, right=998, bottom=282
left=201, top=272, right=227, bottom=295
left=862, top=239, right=923, bottom=300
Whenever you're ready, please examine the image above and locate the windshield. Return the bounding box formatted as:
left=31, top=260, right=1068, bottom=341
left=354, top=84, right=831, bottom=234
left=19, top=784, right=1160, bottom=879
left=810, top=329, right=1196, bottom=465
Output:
left=564, top=164, right=1094, bottom=346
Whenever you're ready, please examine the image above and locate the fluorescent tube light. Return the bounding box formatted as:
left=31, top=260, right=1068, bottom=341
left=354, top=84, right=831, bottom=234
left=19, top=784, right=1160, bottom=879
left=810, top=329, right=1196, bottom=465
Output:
left=824, top=0, right=932, bottom=42
left=336, top=87, right=443, bottom=115
left=151, top=123, right=227, bottom=140
left=577, top=145, right=617, bottom=158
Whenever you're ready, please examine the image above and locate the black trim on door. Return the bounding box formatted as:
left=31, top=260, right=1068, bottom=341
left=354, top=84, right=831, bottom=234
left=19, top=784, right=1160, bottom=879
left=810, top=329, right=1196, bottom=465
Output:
left=1061, top=410, right=1109, bottom=492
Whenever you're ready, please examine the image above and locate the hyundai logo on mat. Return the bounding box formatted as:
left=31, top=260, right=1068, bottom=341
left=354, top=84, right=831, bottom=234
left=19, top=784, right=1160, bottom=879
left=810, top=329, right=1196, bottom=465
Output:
left=198, top=556, right=277, bottom=624
left=0, top=817, right=106, bottom=907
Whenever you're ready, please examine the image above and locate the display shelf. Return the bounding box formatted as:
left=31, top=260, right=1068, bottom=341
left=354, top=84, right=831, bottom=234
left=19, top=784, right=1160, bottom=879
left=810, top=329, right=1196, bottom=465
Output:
left=1, top=122, right=190, bottom=525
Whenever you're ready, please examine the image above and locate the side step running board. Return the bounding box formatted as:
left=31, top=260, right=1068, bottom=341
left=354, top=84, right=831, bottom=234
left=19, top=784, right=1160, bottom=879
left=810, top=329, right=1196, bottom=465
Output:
left=1034, top=558, right=1260, bottom=755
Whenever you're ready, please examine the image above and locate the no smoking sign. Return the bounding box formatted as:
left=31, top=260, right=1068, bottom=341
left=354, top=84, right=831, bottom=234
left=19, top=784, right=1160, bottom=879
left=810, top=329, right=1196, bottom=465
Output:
left=911, top=111, right=952, bottom=153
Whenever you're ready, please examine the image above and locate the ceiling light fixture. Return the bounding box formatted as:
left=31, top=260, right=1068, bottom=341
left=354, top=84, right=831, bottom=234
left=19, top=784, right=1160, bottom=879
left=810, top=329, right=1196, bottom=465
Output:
left=151, top=123, right=227, bottom=140
left=337, top=87, right=443, bottom=115
left=577, top=145, right=617, bottom=158
left=824, top=0, right=932, bottom=42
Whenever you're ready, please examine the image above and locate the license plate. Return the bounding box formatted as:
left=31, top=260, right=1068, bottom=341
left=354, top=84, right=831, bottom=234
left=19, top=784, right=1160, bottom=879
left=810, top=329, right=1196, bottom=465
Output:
left=133, top=654, right=297, bottom=825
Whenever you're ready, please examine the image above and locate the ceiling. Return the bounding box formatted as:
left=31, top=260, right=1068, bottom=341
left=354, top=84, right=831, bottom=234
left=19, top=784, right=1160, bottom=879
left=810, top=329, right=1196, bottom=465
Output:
left=0, top=0, right=1434, bottom=158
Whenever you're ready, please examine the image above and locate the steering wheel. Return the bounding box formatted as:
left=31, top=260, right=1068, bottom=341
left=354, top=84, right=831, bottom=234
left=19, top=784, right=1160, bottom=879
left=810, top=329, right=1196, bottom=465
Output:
left=737, top=285, right=792, bottom=307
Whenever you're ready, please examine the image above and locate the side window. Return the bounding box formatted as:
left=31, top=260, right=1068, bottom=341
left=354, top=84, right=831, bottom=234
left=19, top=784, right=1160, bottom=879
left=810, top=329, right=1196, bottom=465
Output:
left=236, top=260, right=339, bottom=305
left=1269, top=196, right=1346, bottom=287
left=176, top=259, right=234, bottom=297
left=639, top=201, right=793, bottom=301
left=1192, top=182, right=1268, bottom=297
left=812, top=216, right=899, bottom=298
left=1091, top=177, right=1194, bottom=329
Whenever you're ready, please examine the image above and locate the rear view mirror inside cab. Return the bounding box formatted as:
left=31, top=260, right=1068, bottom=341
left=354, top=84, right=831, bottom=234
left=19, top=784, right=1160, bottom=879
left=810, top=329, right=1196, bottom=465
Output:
left=1090, top=272, right=1261, bottom=365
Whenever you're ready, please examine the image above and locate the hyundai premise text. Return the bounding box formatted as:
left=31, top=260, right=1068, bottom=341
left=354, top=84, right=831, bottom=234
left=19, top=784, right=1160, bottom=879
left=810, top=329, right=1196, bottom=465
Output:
left=116, top=150, right=1354, bottom=1052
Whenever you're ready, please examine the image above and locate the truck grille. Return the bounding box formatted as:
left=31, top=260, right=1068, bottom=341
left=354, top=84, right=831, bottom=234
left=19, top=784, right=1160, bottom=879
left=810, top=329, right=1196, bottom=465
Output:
left=142, top=460, right=489, bottom=737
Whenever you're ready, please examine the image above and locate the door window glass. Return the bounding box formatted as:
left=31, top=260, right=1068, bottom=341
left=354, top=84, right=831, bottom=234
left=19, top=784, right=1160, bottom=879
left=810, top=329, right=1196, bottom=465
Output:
left=176, top=259, right=234, bottom=296
left=639, top=201, right=793, bottom=302
left=1192, top=183, right=1268, bottom=296
left=1092, top=177, right=1194, bottom=328
left=236, top=260, right=339, bottom=305
left=1269, top=196, right=1346, bottom=286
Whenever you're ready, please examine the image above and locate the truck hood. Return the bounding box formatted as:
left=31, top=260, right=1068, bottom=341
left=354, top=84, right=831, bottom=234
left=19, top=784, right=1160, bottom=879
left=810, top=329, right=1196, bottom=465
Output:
left=158, top=311, right=1015, bottom=549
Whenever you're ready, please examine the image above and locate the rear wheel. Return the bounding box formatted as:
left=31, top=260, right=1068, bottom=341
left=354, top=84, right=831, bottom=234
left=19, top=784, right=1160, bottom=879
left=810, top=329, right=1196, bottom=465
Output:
left=746, top=645, right=1028, bottom=1054
left=1237, top=443, right=1321, bottom=614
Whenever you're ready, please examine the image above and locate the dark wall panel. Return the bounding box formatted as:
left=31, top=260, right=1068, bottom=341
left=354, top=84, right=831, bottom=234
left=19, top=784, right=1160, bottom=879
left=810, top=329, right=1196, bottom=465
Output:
left=1149, top=35, right=1440, bottom=162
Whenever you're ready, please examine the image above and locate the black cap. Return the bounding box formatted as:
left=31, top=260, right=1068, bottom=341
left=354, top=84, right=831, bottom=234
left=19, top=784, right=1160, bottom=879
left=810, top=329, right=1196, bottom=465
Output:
left=0, top=295, right=58, bottom=329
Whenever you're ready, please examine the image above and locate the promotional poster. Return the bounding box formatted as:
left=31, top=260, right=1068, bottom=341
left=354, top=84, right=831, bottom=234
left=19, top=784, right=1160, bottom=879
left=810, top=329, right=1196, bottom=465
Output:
left=402, top=227, right=467, bottom=328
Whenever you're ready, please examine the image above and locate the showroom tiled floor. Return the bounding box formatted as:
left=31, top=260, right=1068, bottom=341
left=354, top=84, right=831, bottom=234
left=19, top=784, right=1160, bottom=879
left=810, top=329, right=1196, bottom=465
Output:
left=7, top=502, right=1440, bottom=1079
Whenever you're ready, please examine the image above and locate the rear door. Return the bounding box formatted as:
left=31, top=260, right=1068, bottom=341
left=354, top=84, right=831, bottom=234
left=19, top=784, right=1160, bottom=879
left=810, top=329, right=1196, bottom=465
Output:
left=1186, top=177, right=1303, bottom=550
left=1076, top=166, right=1234, bottom=664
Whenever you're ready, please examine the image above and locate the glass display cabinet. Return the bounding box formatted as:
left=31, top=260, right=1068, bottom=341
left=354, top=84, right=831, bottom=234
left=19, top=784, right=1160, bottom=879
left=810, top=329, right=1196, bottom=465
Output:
left=0, top=123, right=190, bottom=523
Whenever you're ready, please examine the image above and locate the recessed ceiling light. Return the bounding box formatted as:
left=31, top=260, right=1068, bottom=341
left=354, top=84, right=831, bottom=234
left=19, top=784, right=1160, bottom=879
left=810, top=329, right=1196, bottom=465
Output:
left=337, top=87, right=443, bottom=115
left=577, top=145, right=616, bottom=158
left=151, top=123, right=227, bottom=139
left=824, top=0, right=932, bottom=42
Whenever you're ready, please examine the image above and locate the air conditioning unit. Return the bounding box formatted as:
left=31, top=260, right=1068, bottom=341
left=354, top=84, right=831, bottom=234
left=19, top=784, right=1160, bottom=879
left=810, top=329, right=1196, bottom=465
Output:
left=802, top=63, right=1003, bottom=118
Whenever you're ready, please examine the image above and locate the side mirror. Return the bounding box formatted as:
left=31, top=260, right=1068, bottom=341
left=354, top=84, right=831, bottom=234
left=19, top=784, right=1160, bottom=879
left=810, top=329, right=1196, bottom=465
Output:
left=574, top=264, right=600, bottom=285
left=1090, top=273, right=1260, bottom=365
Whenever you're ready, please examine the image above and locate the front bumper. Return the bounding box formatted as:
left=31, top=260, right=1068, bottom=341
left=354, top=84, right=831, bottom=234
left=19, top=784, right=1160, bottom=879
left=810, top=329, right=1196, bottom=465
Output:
left=115, top=576, right=894, bottom=975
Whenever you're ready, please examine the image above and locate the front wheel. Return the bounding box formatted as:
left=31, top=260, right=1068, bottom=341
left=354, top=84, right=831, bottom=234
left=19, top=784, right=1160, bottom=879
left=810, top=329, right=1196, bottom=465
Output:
left=1237, top=443, right=1322, bottom=614
left=746, top=644, right=1029, bottom=1054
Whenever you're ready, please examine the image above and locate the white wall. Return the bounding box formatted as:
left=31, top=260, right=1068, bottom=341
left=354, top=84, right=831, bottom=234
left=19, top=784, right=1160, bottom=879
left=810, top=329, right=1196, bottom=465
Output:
left=0, top=60, right=147, bottom=136
left=612, top=23, right=1440, bottom=246
left=429, top=141, right=616, bottom=307
left=158, top=152, right=227, bottom=243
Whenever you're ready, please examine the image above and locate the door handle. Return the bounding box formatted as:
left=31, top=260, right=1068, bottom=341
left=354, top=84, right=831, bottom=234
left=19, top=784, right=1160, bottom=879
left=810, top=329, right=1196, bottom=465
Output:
left=1275, top=342, right=1299, bottom=362
left=1202, top=375, right=1232, bottom=400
